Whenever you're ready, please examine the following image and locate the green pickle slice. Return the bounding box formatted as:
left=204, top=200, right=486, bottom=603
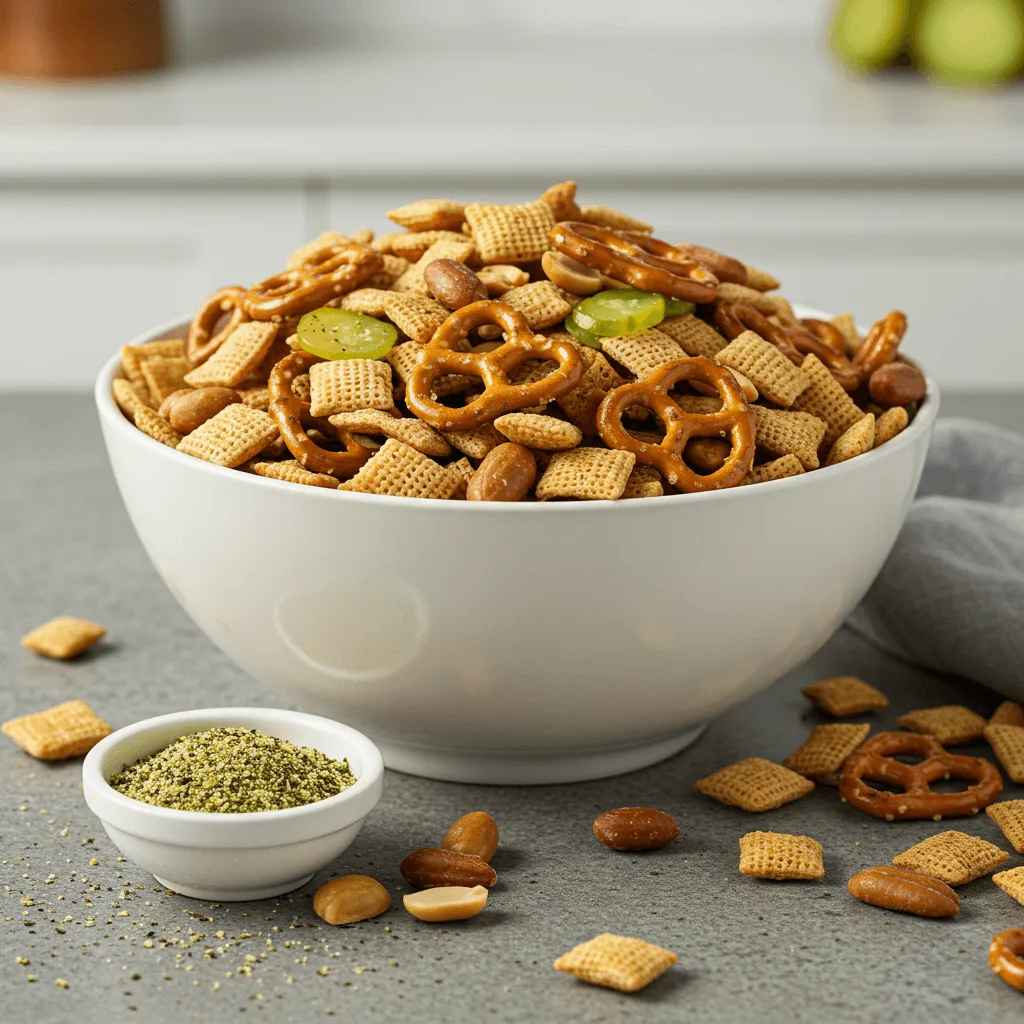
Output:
left=564, top=313, right=605, bottom=350
left=570, top=289, right=666, bottom=338
left=661, top=297, right=697, bottom=318
left=297, top=308, right=398, bottom=360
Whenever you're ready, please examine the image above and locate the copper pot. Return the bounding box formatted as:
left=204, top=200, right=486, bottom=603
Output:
left=0, top=0, right=167, bottom=78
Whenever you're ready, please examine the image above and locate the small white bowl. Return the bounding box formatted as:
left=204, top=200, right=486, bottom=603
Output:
left=82, top=707, right=384, bottom=901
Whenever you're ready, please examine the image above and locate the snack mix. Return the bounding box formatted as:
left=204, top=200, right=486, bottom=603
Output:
left=113, top=182, right=926, bottom=501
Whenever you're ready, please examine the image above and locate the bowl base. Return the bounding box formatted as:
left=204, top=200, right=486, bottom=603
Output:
left=153, top=872, right=314, bottom=902
left=377, top=722, right=707, bottom=785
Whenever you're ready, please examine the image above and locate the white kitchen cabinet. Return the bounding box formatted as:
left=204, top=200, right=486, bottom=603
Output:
left=0, top=187, right=309, bottom=388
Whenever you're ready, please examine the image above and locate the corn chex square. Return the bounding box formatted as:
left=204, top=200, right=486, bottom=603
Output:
left=538, top=181, right=580, bottom=221
left=140, top=355, right=191, bottom=405
left=134, top=406, right=184, bottom=449
left=986, top=800, right=1024, bottom=854
left=388, top=230, right=468, bottom=262
left=826, top=413, right=875, bottom=466
left=308, top=359, right=393, bottom=417
left=621, top=465, right=664, bottom=499
left=391, top=238, right=476, bottom=296
left=739, top=831, right=824, bottom=880
left=874, top=406, right=909, bottom=448
left=112, top=378, right=149, bottom=420
left=801, top=676, right=888, bottom=717
left=602, top=329, right=687, bottom=380
left=991, top=702, right=1024, bottom=728
left=382, top=293, right=451, bottom=344
left=892, top=831, right=1008, bottom=885
left=783, top=723, right=870, bottom=784
left=792, top=353, right=864, bottom=444
left=494, top=413, right=581, bottom=451
left=183, top=322, right=279, bottom=389
left=535, top=447, right=636, bottom=501
left=993, top=866, right=1024, bottom=906
left=742, top=455, right=805, bottom=486
left=464, top=201, right=555, bottom=264
left=287, top=231, right=352, bottom=269
left=578, top=205, right=652, bottom=234
left=441, top=423, right=505, bottom=460
left=984, top=724, right=1024, bottom=783
left=754, top=408, right=826, bottom=470
left=177, top=404, right=278, bottom=468
left=387, top=199, right=466, bottom=232
left=716, top=331, right=809, bottom=408
left=2, top=700, right=112, bottom=760
left=656, top=314, right=726, bottom=359
left=499, top=281, right=571, bottom=330
left=695, top=757, right=814, bottom=812
left=340, top=438, right=460, bottom=499
left=553, top=934, right=676, bottom=993
left=328, top=410, right=450, bottom=457
left=120, top=338, right=186, bottom=402
left=22, top=617, right=106, bottom=660
left=366, top=254, right=413, bottom=290
left=250, top=460, right=339, bottom=489
left=744, top=265, right=781, bottom=292
left=898, top=705, right=987, bottom=746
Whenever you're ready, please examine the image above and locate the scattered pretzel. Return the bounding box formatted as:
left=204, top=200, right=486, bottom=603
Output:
left=597, top=357, right=755, bottom=492
left=188, top=286, right=250, bottom=365
left=715, top=302, right=860, bottom=392
left=852, top=311, right=908, bottom=380
left=268, top=351, right=371, bottom=476
left=838, top=731, right=1003, bottom=821
left=406, top=300, right=584, bottom=431
left=989, top=930, right=1024, bottom=992
left=549, top=222, right=718, bottom=303
left=244, top=244, right=383, bottom=321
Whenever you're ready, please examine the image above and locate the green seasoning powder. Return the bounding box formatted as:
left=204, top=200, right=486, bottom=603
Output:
left=109, top=727, right=357, bottom=813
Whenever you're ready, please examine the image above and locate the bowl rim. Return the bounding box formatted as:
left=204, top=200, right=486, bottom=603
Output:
left=81, top=706, right=385, bottom=848
left=96, top=312, right=940, bottom=513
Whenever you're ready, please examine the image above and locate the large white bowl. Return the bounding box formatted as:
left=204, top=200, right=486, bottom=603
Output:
left=96, top=316, right=938, bottom=785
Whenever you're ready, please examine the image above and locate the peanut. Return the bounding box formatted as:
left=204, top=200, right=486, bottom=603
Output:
left=442, top=811, right=499, bottom=863
left=868, top=362, right=926, bottom=408
left=162, top=387, right=241, bottom=434
left=684, top=436, right=731, bottom=474
left=424, top=258, right=488, bottom=310
left=847, top=865, right=959, bottom=918
left=476, top=264, right=529, bottom=296
left=593, top=807, right=680, bottom=851
left=312, top=874, right=391, bottom=925
left=541, top=250, right=603, bottom=296
left=403, top=885, right=488, bottom=922
left=466, top=443, right=536, bottom=502
left=399, top=848, right=497, bottom=889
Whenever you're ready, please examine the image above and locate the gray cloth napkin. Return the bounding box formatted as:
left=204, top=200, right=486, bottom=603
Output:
left=846, top=418, right=1024, bottom=697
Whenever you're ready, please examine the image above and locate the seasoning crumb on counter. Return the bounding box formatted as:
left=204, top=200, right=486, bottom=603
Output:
left=109, top=727, right=356, bottom=812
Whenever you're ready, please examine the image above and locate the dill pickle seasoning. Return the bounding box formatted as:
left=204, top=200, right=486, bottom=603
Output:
left=109, top=727, right=357, bottom=812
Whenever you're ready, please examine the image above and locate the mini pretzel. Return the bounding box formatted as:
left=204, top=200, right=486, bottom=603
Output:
left=268, top=351, right=370, bottom=476
left=715, top=302, right=860, bottom=392
left=188, top=286, right=250, bottom=365
left=244, top=244, right=383, bottom=321
left=852, top=311, right=907, bottom=379
left=838, top=731, right=1003, bottom=821
left=596, top=357, right=755, bottom=492
left=667, top=242, right=748, bottom=286
left=989, top=930, right=1024, bottom=992
left=549, top=222, right=718, bottom=303
left=405, top=300, right=584, bottom=431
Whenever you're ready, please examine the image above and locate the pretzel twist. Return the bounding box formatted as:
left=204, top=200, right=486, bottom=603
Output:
left=838, top=732, right=1002, bottom=821
left=549, top=222, right=719, bottom=303
left=990, top=930, right=1024, bottom=992
left=596, top=357, right=755, bottom=492
left=187, top=286, right=250, bottom=365
left=244, top=244, right=383, bottom=321
left=852, top=311, right=908, bottom=379
left=405, top=300, right=584, bottom=431
left=268, top=351, right=371, bottom=476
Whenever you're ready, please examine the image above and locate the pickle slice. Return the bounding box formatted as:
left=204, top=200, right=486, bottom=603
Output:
left=662, top=297, right=697, bottom=318
left=913, top=0, right=1024, bottom=86
left=296, top=308, right=398, bottom=360
left=570, top=290, right=666, bottom=338
left=829, top=0, right=913, bottom=70
left=564, top=313, right=604, bottom=350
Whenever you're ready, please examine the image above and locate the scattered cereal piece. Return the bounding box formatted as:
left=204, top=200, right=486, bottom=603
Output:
left=802, top=676, right=889, bottom=717
left=753, top=407, right=826, bottom=470
left=339, top=288, right=393, bottom=318
left=826, top=413, right=875, bottom=466
left=783, top=723, right=871, bottom=784
left=535, top=447, right=636, bottom=501
left=238, top=385, right=270, bottom=411
left=183, top=322, right=279, bottom=389
left=898, top=705, right=988, bottom=746
left=744, top=265, right=781, bottom=292
left=986, top=800, right=1024, bottom=853
left=494, top=413, right=582, bottom=451
left=381, top=293, right=451, bottom=344
left=716, top=330, right=809, bottom=408
left=442, top=423, right=506, bottom=460
left=621, top=465, right=664, bottom=499
left=499, top=281, right=571, bottom=330
left=993, top=866, right=1024, bottom=907
left=984, top=725, right=1024, bottom=783
left=892, top=831, right=1008, bottom=886
left=739, top=831, right=824, bottom=880
left=792, top=353, right=864, bottom=444
left=463, top=201, right=555, bottom=265
left=656, top=314, right=727, bottom=359
left=134, top=406, right=184, bottom=449
left=120, top=339, right=185, bottom=402
left=387, top=199, right=466, bottom=233
left=308, top=360, right=393, bottom=417
left=538, top=181, right=580, bottom=221
left=111, top=377, right=149, bottom=420
left=830, top=313, right=860, bottom=353
left=695, top=757, right=814, bottom=812
left=992, top=702, right=1024, bottom=728
left=177, top=404, right=279, bottom=468
left=601, top=329, right=687, bottom=380
left=742, top=454, right=805, bottom=485
left=140, top=355, right=191, bottom=405
left=329, top=410, right=450, bottom=457
left=873, top=405, right=909, bottom=447
left=2, top=700, right=112, bottom=760
left=389, top=230, right=469, bottom=262
left=22, top=617, right=106, bottom=660
left=251, top=460, right=339, bottom=489
left=553, top=933, right=676, bottom=993
left=366, top=254, right=413, bottom=290
left=578, top=205, right=653, bottom=234
left=341, top=439, right=461, bottom=499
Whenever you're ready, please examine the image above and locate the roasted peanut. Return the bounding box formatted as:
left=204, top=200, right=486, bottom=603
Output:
left=593, top=807, right=680, bottom=851
left=868, top=362, right=926, bottom=408
left=466, top=443, right=536, bottom=502
left=403, top=885, right=489, bottom=922
left=313, top=874, right=391, bottom=925
left=442, top=811, right=499, bottom=863
left=541, top=250, right=603, bottom=296
left=684, top=436, right=731, bottom=473
left=424, top=258, right=488, bottom=310
left=847, top=865, right=959, bottom=918
left=400, top=848, right=497, bottom=889
left=477, top=264, right=529, bottom=296
left=162, top=387, right=241, bottom=434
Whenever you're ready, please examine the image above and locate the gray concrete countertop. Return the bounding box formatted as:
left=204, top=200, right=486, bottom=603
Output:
left=1, top=395, right=1022, bottom=1023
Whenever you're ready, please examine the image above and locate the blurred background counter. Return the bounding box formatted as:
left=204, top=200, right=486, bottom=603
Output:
left=1, top=0, right=1022, bottom=423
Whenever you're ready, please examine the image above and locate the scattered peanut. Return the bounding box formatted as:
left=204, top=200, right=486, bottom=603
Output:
left=403, top=885, right=489, bottom=922
left=442, top=811, right=499, bottom=862
left=868, top=362, right=927, bottom=407
left=424, top=258, right=488, bottom=310
left=541, top=250, right=604, bottom=296
left=312, top=874, right=391, bottom=925
left=400, top=848, right=498, bottom=889
left=847, top=865, right=959, bottom=918
left=593, top=807, right=680, bottom=851
left=161, top=386, right=241, bottom=434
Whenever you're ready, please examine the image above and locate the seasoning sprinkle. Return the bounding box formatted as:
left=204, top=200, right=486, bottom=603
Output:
left=109, top=728, right=356, bottom=813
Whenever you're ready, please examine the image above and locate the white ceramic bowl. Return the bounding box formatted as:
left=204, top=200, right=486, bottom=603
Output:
left=82, top=707, right=384, bottom=900
left=96, top=314, right=939, bottom=785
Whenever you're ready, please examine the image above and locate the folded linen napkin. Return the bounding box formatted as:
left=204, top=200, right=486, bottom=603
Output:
left=847, top=418, right=1024, bottom=698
